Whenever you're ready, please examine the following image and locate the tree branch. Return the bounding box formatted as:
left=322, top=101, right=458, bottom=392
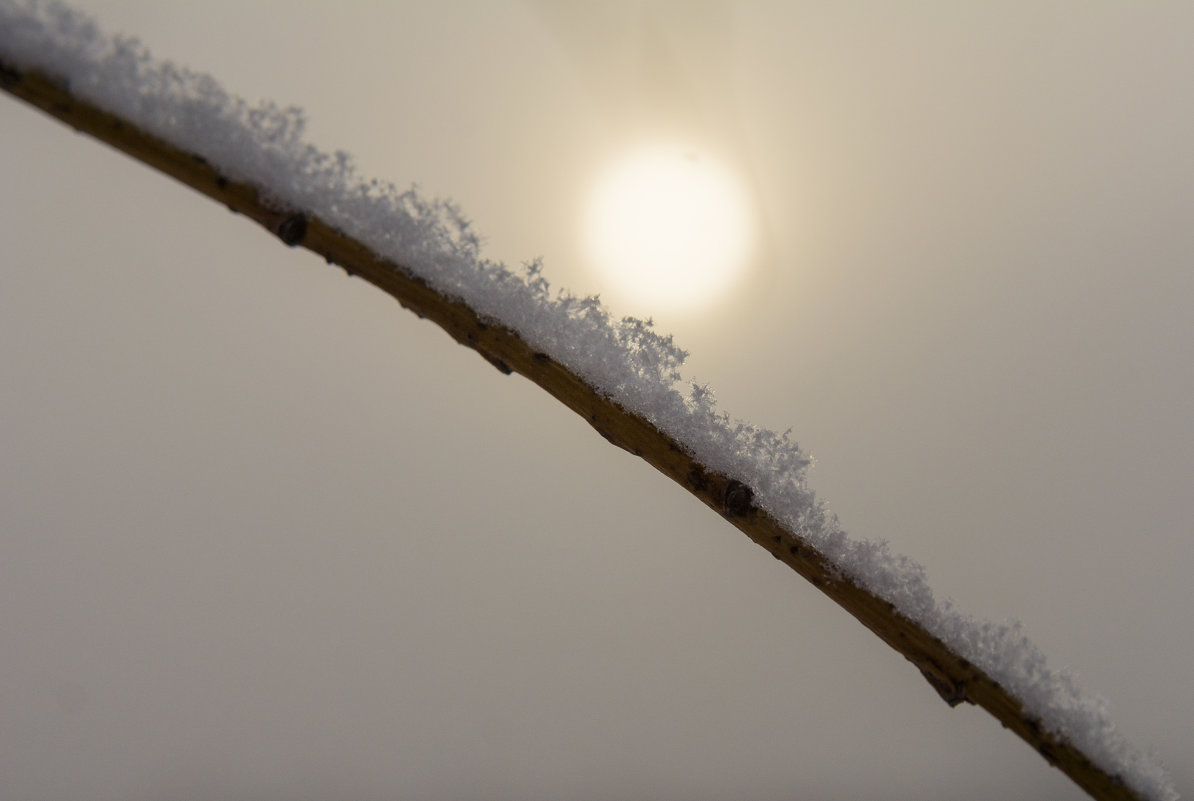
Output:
left=0, top=61, right=1147, bottom=801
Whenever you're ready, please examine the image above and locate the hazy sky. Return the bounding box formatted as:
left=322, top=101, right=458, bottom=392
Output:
left=2, top=2, right=1192, bottom=799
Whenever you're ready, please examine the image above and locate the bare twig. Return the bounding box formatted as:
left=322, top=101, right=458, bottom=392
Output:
left=0, top=62, right=1147, bottom=801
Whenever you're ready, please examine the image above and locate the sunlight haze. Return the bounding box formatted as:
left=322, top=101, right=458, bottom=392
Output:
left=585, top=142, right=755, bottom=312
left=1, top=2, right=1191, bottom=800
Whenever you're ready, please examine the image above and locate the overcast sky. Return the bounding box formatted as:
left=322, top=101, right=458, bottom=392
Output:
left=2, top=2, right=1191, bottom=800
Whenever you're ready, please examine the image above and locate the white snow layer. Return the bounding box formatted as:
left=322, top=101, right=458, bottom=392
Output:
left=0, top=2, right=1176, bottom=799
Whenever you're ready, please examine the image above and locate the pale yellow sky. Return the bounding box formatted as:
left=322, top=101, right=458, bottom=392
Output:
left=2, top=2, right=1192, bottom=799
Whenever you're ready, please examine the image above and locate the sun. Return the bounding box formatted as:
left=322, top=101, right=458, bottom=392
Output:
left=584, top=143, right=754, bottom=313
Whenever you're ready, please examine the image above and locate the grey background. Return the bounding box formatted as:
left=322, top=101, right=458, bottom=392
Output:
left=2, top=2, right=1191, bottom=799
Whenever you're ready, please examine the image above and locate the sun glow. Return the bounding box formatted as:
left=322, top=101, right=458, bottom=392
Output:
left=584, top=143, right=754, bottom=312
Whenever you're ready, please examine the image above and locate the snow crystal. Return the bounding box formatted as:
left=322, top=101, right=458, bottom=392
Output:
left=0, top=3, right=1176, bottom=799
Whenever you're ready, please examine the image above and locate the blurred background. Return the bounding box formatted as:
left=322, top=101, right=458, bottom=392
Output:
left=2, top=2, right=1191, bottom=799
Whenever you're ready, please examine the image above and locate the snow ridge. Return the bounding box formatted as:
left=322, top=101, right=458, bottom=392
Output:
left=0, top=3, right=1175, bottom=799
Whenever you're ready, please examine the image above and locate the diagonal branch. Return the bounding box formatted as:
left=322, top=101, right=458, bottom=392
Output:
left=0, top=61, right=1150, bottom=801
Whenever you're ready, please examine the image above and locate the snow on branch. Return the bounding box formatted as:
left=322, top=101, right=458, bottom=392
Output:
left=0, top=3, right=1176, bottom=800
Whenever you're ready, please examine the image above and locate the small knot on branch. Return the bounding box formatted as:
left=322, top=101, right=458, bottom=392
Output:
left=276, top=213, right=307, bottom=246
left=723, top=480, right=754, bottom=519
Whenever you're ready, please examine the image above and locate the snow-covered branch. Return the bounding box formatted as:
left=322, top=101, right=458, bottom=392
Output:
left=0, top=3, right=1175, bottom=800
